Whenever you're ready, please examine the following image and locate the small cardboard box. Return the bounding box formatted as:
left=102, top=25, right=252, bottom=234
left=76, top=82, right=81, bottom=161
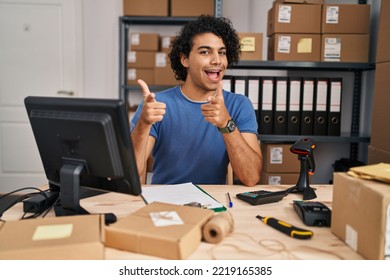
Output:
left=171, top=0, right=214, bottom=17
left=268, top=34, right=321, bottom=62
left=260, top=171, right=299, bottom=185
left=238, top=32, right=263, bottom=61
left=267, top=3, right=322, bottom=36
left=321, top=4, right=371, bottom=34
left=376, top=0, right=390, bottom=63
left=128, top=68, right=154, bottom=85
left=127, top=51, right=156, bottom=68
left=123, top=0, right=168, bottom=17
left=130, top=33, right=160, bottom=52
left=0, top=215, right=104, bottom=260
left=274, top=0, right=324, bottom=4
left=261, top=143, right=300, bottom=173
left=332, top=172, right=390, bottom=260
left=154, top=52, right=179, bottom=86
left=105, top=202, right=214, bottom=259
left=321, top=34, right=369, bottom=63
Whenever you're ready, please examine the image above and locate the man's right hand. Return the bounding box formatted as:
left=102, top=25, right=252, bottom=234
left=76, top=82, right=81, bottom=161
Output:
left=137, top=79, right=166, bottom=125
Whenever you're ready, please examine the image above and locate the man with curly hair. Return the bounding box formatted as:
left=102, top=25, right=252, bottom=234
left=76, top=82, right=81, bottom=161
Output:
left=130, top=15, right=262, bottom=186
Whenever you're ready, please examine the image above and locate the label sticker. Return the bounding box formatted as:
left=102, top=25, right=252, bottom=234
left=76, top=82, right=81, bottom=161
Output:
left=130, top=33, right=140, bottom=46
left=270, top=147, right=283, bottom=164
left=278, top=5, right=292, bottom=23
left=269, top=176, right=282, bottom=185
left=324, top=38, right=341, bottom=62
left=345, top=224, right=358, bottom=251
left=326, top=6, right=339, bottom=24
left=150, top=211, right=184, bottom=227
left=277, top=36, right=291, bottom=54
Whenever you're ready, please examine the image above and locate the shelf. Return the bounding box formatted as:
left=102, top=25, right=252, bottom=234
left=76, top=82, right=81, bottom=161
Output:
left=121, top=16, right=197, bottom=26
left=259, top=134, right=370, bottom=143
left=231, top=61, right=376, bottom=71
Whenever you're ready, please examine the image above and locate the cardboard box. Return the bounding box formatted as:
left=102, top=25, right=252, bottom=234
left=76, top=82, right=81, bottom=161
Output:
left=160, top=35, right=175, bottom=52
left=123, top=0, right=168, bottom=17
left=267, top=3, right=322, bottom=36
left=105, top=202, right=214, bottom=259
left=321, top=34, right=369, bottom=63
left=332, top=172, right=390, bottom=259
left=376, top=0, right=390, bottom=63
left=260, top=171, right=299, bottom=185
left=130, top=33, right=159, bottom=52
left=154, top=52, right=179, bottom=86
left=370, top=61, right=390, bottom=152
left=368, top=145, right=390, bottom=165
left=127, top=51, right=156, bottom=68
left=321, top=4, right=371, bottom=34
left=261, top=143, right=300, bottom=173
left=268, top=34, right=320, bottom=62
left=0, top=215, right=104, bottom=260
left=171, top=0, right=214, bottom=17
left=274, top=0, right=323, bottom=4
left=238, top=32, right=263, bottom=61
left=128, top=68, right=154, bottom=85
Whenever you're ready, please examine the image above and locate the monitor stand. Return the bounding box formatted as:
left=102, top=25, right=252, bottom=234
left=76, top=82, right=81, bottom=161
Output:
left=54, top=162, right=117, bottom=225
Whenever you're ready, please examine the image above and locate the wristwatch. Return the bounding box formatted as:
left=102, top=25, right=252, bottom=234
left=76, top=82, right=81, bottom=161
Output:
left=218, top=119, right=236, bottom=133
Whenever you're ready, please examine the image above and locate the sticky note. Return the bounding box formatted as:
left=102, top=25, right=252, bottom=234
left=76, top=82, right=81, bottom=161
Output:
left=32, top=224, right=73, bottom=241
left=297, top=38, right=312, bottom=53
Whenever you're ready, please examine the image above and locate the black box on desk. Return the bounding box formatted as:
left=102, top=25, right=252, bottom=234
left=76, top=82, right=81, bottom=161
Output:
left=332, top=172, right=390, bottom=260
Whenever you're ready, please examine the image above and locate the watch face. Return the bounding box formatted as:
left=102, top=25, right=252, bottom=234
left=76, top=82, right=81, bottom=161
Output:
left=227, top=120, right=236, bottom=132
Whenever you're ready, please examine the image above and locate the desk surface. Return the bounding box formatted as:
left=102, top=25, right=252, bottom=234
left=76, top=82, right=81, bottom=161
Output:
left=2, top=184, right=363, bottom=260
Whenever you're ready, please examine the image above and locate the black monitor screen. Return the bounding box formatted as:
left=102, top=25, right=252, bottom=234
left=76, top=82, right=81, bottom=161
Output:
left=24, top=96, right=141, bottom=222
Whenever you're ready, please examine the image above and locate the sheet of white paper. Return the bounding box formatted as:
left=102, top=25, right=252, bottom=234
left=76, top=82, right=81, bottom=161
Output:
left=141, top=182, right=224, bottom=210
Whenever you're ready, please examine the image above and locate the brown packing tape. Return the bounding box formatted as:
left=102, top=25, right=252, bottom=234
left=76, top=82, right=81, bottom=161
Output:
left=202, top=211, right=234, bottom=244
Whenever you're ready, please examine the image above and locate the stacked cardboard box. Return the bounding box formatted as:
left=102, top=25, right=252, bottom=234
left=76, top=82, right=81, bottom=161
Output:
left=321, top=4, right=370, bottom=62
left=267, top=1, right=323, bottom=62
left=123, top=0, right=214, bottom=17
left=127, top=33, right=179, bottom=86
left=368, top=0, right=390, bottom=163
left=260, top=142, right=300, bottom=185
left=267, top=2, right=371, bottom=63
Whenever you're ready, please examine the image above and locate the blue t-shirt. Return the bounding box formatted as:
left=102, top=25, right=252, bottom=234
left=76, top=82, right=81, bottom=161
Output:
left=130, top=86, right=258, bottom=185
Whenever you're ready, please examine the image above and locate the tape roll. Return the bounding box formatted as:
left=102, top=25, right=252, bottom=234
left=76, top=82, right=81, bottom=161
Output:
left=202, top=211, right=234, bottom=244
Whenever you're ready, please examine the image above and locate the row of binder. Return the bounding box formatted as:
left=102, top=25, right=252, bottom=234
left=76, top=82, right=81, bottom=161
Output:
left=223, top=76, right=343, bottom=136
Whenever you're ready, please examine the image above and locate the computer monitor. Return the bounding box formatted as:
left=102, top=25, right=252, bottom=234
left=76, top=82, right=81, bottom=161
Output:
left=24, top=96, right=141, bottom=223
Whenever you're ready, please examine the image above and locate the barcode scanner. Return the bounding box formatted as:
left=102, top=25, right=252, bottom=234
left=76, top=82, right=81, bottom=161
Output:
left=289, top=138, right=317, bottom=200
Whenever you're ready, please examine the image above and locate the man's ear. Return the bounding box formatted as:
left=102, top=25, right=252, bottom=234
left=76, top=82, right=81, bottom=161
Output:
left=180, top=53, right=189, bottom=68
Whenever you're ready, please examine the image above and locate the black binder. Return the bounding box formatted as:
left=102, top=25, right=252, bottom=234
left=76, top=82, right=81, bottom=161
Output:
left=313, top=78, right=329, bottom=135
left=287, top=77, right=302, bottom=135
left=273, top=77, right=288, bottom=135
left=327, top=78, right=342, bottom=136
left=259, top=77, right=274, bottom=135
left=300, top=78, right=315, bottom=135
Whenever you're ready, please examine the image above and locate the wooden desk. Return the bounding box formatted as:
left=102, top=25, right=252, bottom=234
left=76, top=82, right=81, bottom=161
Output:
left=2, top=184, right=364, bottom=260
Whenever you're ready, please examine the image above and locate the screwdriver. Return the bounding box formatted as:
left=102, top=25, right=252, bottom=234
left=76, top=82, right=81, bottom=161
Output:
left=256, top=215, right=313, bottom=240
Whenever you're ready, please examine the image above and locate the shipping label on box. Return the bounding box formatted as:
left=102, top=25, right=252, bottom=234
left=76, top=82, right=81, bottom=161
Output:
left=323, top=38, right=341, bottom=61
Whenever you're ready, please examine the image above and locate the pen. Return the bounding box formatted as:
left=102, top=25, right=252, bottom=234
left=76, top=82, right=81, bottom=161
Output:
left=227, top=192, right=233, bottom=208
left=256, top=215, right=313, bottom=239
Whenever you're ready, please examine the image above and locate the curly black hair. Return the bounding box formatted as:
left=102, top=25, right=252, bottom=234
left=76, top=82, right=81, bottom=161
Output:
left=169, top=15, right=241, bottom=81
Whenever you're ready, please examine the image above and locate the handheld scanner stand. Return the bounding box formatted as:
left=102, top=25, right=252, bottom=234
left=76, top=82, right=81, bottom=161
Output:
left=290, top=138, right=316, bottom=174
left=290, top=138, right=317, bottom=200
